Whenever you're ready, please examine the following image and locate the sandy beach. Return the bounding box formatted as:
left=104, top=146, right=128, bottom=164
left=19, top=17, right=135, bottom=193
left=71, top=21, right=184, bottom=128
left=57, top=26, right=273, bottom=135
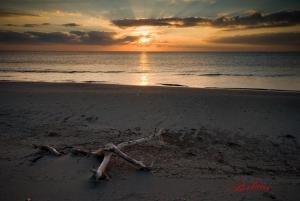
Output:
left=0, top=81, right=300, bottom=201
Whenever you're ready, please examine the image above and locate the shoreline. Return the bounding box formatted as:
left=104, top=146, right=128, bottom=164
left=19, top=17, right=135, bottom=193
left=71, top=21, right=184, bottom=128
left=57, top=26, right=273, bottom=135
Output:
left=1, top=50, right=300, bottom=53
left=1, top=80, right=300, bottom=94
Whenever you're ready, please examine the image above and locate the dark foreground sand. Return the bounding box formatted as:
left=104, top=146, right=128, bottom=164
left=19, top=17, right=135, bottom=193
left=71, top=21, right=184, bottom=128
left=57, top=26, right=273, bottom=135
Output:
left=0, top=81, right=300, bottom=201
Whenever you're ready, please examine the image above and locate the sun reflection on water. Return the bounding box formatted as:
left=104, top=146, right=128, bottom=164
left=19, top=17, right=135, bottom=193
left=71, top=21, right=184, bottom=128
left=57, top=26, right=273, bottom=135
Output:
left=139, top=52, right=150, bottom=86
left=140, top=74, right=148, bottom=86
left=139, top=52, right=149, bottom=70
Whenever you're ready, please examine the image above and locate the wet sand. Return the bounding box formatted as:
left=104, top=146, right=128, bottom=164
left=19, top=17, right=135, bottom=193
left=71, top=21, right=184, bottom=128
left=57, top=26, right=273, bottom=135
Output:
left=0, top=81, right=299, bottom=201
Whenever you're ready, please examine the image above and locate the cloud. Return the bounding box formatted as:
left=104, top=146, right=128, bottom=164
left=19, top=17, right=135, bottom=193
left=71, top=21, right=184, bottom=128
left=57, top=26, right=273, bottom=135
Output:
left=209, top=32, right=300, bottom=46
left=3, top=23, right=18, bottom=27
left=62, top=23, right=80, bottom=27
left=112, top=10, right=300, bottom=29
left=0, top=30, right=138, bottom=45
left=2, top=23, right=51, bottom=27
left=112, top=17, right=210, bottom=28
left=1, top=22, right=82, bottom=28
left=212, top=10, right=300, bottom=29
left=70, top=31, right=137, bottom=45
left=23, top=24, right=40, bottom=27
left=0, top=9, right=39, bottom=18
left=169, top=0, right=216, bottom=5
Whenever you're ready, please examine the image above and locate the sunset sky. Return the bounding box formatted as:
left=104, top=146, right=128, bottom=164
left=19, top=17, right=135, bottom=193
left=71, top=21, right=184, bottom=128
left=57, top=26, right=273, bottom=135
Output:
left=0, top=0, right=299, bottom=51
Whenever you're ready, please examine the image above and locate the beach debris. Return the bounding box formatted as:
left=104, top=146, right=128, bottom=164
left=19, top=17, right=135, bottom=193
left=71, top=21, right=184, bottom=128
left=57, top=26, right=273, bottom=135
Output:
left=92, top=128, right=165, bottom=180
left=29, top=145, right=62, bottom=165
left=71, top=148, right=93, bottom=156
left=33, top=144, right=62, bottom=156
left=91, top=151, right=113, bottom=180
left=30, top=128, right=166, bottom=181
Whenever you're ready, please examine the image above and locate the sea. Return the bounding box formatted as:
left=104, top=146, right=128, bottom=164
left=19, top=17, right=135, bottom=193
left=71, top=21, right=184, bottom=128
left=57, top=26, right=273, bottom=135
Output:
left=0, top=51, right=299, bottom=91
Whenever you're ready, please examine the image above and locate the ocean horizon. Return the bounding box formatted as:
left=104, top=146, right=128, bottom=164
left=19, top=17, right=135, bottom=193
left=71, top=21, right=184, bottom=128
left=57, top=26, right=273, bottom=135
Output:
left=1, top=51, right=299, bottom=91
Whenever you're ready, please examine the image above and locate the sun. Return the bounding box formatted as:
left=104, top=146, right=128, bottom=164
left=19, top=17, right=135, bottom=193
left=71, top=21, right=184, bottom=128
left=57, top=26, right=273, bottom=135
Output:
left=131, top=26, right=155, bottom=46
left=139, top=37, right=151, bottom=45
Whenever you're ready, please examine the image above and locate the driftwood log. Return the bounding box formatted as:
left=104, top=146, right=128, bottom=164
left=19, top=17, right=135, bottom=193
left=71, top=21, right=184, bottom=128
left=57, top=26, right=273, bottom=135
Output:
left=33, top=128, right=165, bottom=180
left=33, top=144, right=62, bottom=156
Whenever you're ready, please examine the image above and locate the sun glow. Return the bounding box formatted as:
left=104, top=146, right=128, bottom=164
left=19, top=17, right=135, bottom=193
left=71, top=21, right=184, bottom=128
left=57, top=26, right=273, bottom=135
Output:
left=139, top=37, right=151, bottom=45
left=131, top=26, right=155, bottom=46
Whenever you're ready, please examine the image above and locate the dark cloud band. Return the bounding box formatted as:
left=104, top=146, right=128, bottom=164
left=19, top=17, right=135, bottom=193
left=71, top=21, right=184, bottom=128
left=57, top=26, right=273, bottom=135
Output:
left=0, top=30, right=138, bottom=45
left=0, top=9, right=39, bottom=17
left=112, top=10, right=300, bottom=29
left=62, top=23, right=80, bottom=27
left=112, top=17, right=210, bottom=27
left=209, top=32, right=300, bottom=46
left=2, top=23, right=79, bottom=27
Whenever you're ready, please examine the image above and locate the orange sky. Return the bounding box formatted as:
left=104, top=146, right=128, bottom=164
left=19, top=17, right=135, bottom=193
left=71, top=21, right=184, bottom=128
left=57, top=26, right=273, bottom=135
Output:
left=0, top=0, right=299, bottom=51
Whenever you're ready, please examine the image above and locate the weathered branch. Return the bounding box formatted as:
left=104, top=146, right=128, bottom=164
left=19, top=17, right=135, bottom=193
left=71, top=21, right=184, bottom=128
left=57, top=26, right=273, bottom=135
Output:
left=71, top=148, right=91, bottom=156
left=31, top=128, right=165, bottom=181
left=106, top=143, right=151, bottom=170
left=33, top=144, right=62, bottom=156
left=117, top=128, right=165, bottom=149
left=92, top=128, right=165, bottom=180
left=71, top=147, right=104, bottom=157
left=91, top=148, right=105, bottom=157
left=93, top=151, right=112, bottom=180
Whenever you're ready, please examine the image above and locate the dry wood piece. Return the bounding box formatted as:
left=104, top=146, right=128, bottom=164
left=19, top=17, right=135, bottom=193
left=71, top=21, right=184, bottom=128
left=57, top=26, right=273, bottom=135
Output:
left=106, top=143, right=150, bottom=170
left=71, top=148, right=92, bottom=156
left=31, top=128, right=166, bottom=181
left=92, top=128, right=165, bottom=180
left=33, top=144, right=62, bottom=156
left=117, top=128, right=165, bottom=149
left=71, top=147, right=105, bottom=157
left=92, top=151, right=113, bottom=180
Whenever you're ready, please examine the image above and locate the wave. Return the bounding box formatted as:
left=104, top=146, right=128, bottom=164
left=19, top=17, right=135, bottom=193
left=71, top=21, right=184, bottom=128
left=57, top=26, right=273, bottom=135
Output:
left=0, top=69, right=126, bottom=74
left=0, top=69, right=158, bottom=74
left=0, top=69, right=297, bottom=78
left=158, top=83, right=187, bottom=87
left=201, top=73, right=296, bottom=77
left=177, top=73, right=296, bottom=77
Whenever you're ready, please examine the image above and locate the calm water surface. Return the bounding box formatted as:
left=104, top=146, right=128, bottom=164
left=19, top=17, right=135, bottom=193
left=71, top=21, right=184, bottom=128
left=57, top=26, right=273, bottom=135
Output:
left=0, top=51, right=299, bottom=90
